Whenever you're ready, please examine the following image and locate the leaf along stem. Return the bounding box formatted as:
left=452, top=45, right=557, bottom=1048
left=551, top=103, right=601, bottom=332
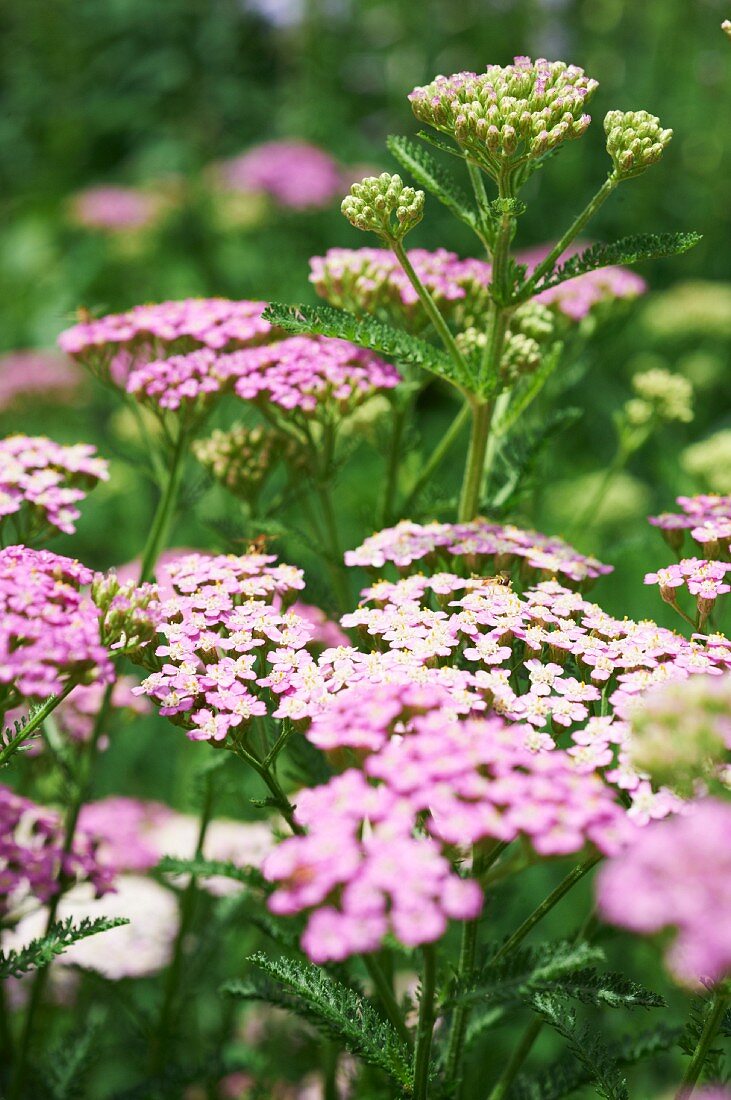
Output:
left=413, top=945, right=438, bottom=1100
left=675, top=987, right=731, bottom=1099
left=0, top=680, right=78, bottom=769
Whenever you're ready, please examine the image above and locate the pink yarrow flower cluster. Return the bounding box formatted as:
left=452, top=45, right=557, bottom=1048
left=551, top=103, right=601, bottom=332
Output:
left=68, top=185, right=161, bottom=232
left=345, top=518, right=612, bottom=586
left=264, top=710, right=631, bottom=963
left=0, top=784, right=114, bottom=921
left=58, top=299, right=274, bottom=386
left=645, top=557, right=731, bottom=622
left=217, top=141, right=343, bottom=210
left=310, top=244, right=645, bottom=328
left=0, top=351, right=81, bottom=411
left=0, top=435, right=108, bottom=538
left=650, top=493, right=731, bottom=554
left=0, top=546, right=113, bottom=711
left=132, top=551, right=321, bottom=743
left=597, top=798, right=731, bottom=986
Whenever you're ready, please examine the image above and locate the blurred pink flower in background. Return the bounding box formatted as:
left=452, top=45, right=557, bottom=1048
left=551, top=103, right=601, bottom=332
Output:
left=68, top=185, right=161, bottom=232
left=0, top=350, right=81, bottom=411
left=217, top=141, right=343, bottom=210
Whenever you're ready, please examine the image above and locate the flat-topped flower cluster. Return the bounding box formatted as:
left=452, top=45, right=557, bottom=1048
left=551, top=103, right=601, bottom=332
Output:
left=0, top=435, right=108, bottom=540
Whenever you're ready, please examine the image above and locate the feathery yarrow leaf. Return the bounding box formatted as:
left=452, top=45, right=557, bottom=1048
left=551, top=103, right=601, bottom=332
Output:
left=262, top=302, right=460, bottom=386
left=156, top=855, right=268, bottom=892
left=530, top=991, right=629, bottom=1100
left=532, top=232, right=702, bottom=295
left=223, top=952, right=414, bottom=1090
left=0, top=916, right=129, bottom=979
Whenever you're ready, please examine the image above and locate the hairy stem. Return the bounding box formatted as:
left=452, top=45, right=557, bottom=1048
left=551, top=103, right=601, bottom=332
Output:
left=402, top=401, right=470, bottom=517
left=517, top=175, right=619, bottom=301
left=391, top=239, right=470, bottom=383
left=675, top=987, right=730, bottom=1099
left=8, top=685, right=113, bottom=1100
left=0, top=681, right=78, bottom=768
left=413, top=945, right=438, bottom=1100
left=234, top=742, right=304, bottom=836
left=139, top=427, right=188, bottom=584
left=148, top=772, right=216, bottom=1077
left=363, top=954, right=412, bottom=1046
left=458, top=400, right=493, bottom=522
left=489, top=854, right=601, bottom=965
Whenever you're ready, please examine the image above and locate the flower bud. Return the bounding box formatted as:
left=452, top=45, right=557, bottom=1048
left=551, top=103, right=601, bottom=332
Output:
left=93, top=573, right=161, bottom=661
left=723, top=19, right=731, bottom=38
left=193, top=423, right=301, bottom=503
left=604, top=109, right=673, bottom=180
left=341, top=174, right=425, bottom=241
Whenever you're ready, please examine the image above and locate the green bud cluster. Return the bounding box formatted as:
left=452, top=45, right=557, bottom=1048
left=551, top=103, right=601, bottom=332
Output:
left=723, top=19, right=731, bottom=38
left=625, top=367, right=693, bottom=426
left=341, top=174, right=425, bottom=241
left=193, top=423, right=301, bottom=502
left=682, top=429, right=731, bottom=495
left=92, top=573, right=160, bottom=659
left=408, top=57, right=597, bottom=187
left=456, top=300, right=555, bottom=386
left=604, top=109, right=672, bottom=180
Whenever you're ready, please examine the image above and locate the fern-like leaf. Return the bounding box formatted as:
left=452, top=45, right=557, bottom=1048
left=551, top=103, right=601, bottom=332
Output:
left=510, top=1024, right=683, bottom=1100
left=223, top=952, right=413, bottom=1091
left=0, top=916, right=129, bottom=979
left=450, top=940, right=604, bottom=1009
left=531, top=232, right=702, bottom=294
left=261, top=302, right=461, bottom=387
left=46, top=1010, right=105, bottom=1099
left=156, top=855, right=268, bottom=892
left=485, top=408, right=581, bottom=515
left=387, top=135, right=480, bottom=234
left=529, top=991, right=629, bottom=1100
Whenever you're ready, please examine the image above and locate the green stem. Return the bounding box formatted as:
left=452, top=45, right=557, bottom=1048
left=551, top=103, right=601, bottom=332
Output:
left=149, top=773, right=216, bottom=1077
left=381, top=403, right=407, bottom=527
left=489, top=855, right=601, bottom=965
left=314, top=481, right=351, bottom=613
left=391, top=239, right=470, bottom=383
left=569, top=448, right=628, bottom=537
left=458, top=400, right=493, bottom=522
left=234, top=743, right=304, bottom=836
left=8, top=685, right=114, bottom=1100
left=402, top=401, right=470, bottom=517
left=675, top=987, right=730, bottom=1100
left=139, top=427, right=188, bottom=583
left=413, top=945, right=438, bottom=1100
left=487, top=1016, right=543, bottom=1100
left=0, top=681, right=78, bottom=768
left=466, top=162, right=493, bottom=251
left=517, top=175, right=619, bottom=301
left=363, top=954, right=412, bottom=1046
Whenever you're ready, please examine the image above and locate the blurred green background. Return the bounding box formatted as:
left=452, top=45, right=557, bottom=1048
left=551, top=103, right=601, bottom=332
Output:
left=2, top=2, right=730, bottom=1094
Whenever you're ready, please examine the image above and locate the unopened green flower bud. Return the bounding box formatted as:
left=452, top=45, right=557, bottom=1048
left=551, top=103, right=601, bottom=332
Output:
left=604, top=109, right=672, bottom=180
left=631, top=367, right=693, bottom=424
left=500, top=332, right=543, bottom=383
left=629, top=675, right=731, bottom=797
left=93, top=573, right=161, bottom=661
left=341, top=174, right=425, bottom=241
left=194, top=423, right=300, bottom=503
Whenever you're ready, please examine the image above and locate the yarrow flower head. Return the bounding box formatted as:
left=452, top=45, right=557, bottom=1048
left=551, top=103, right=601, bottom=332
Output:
left=91, top=571, right=161, bottom=659
left=597, top=798, right=731, bottom=986
left=264, top=710, right=631, bottom=963
left=682, top=430, right=731, bottom=495
left=220, top=336, right=401, bottom=417
left=409, top=58, right=597, bottom=187
left=216, top=141, right=343, bottom=210
left=624, top=368, right=693, bottom=427
left=68, top=185, right=162, bottom=232
left=604, top=110, right=673, bottom=181
left=519, top=243, right=647, bottom=321
left=628, top=674, right=731, bottom=796
left=131, top=551, right=320, bottom=744
left=58, top=299, right=274, bottom=387
left=0, top=435, right=109, bottom=541
left=345, top=518, right=612, bottom=588
left=649, top=493, right=731, bottom=556
left=341, top=174, right=425, bottom=241
left=0, top=546, right=113, bottom=710
left=0, top=351, right=81, bottom=411
left=0, top=784, right=114, bottom=922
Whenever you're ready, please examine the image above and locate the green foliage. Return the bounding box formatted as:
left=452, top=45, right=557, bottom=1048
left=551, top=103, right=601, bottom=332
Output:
left=262, top=302, right=462, bottom=387
left=532, top=232, right=702, bottom=294
left=493, top=343, right=564, bottom=437
left=450, top=940, right=604, bottom=1009
left=223, top=952, right=414, bottom=1091
left=45, top=1010, right=106, bottom=1100
left=510, top=1024, right=684, bottom=1100
left=386, top=135, right=481, bottom=235
left=679, top=995, right=729, bottom=1084
left=0, top=916, right=129, bottom=979
left=486, top=407, right=582, bottom=515
left=156, top=855, right=268, bottom=892
left=528, top=991, right=629, bottom=1100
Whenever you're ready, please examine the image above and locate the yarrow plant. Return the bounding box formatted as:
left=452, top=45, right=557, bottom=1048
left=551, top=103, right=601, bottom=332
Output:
left=2, top=43, right=729, bottom=1100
